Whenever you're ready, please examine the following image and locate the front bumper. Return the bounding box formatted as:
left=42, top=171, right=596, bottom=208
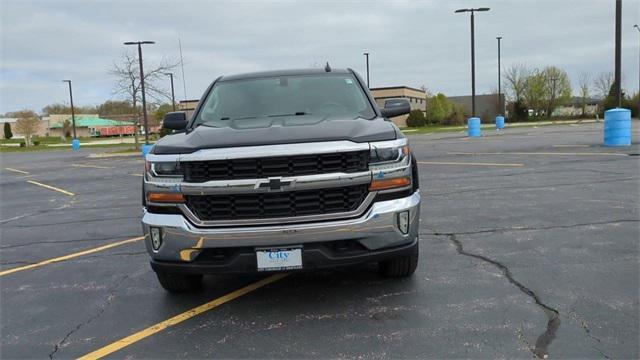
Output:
left=141, top=191, right=420, bottom=273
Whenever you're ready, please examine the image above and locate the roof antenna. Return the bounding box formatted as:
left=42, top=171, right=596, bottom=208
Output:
left=324, top=62, right=331, bottom=72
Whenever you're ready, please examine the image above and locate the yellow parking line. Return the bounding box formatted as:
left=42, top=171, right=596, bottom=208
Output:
left=71, top=164, right=113, bottom=169
left=26, top=180, right=75, bottom=196
left=0, top=236, right=145, bottom=277
left=448, top=151, right=627, bottom=157
left=5, top=167, right=29, bottom=174
left=418, top=161, right=524, bottom=167
left=78, top=273, right=289, bottom=359
left=129, top=173, right=144, bottom=177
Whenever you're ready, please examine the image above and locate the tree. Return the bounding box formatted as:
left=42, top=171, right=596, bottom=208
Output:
left=61, top=119, right=72, bottom=140
left=3, top=122, right=12, bottom=139
left=504, top=63, right=529, bottom=102
left=541, top=66, right=571, bottom=117
left=42, top=103, right=96, bottom=115
left=109, top=51, right=178, bottom=150
left=97, top=100, right=138, bottom=117
left=594, top=71, right=614, bottom=99
left=426, top=93, right=450, bottom=124
left=523, top=69, right=547, bottom=117
left=155, top=103, right=174, bottom=137
left=13, top=110, right=40, bottom=146
left=578, top=72, right=591, bottom=117
left=406, top=109, right=426, bottom=127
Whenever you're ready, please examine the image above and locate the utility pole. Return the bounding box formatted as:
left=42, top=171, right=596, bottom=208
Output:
left=62, top=80, right=77, bottom=139
left=124, top=41, right=155, bottom=145
left=550, top=77, right=559, bottom=117
left=497, top=36, right=502, bottom=115
left=615, top=0, right=622, bottom=107
left=363, top=52, right=370, bottom=88
left=166, top=72, right=176, bottom=111
left=634, top=24, right=639, bottom=118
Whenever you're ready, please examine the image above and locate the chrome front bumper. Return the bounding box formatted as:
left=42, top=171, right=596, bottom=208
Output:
left=141, top=191, right=420, bottom=264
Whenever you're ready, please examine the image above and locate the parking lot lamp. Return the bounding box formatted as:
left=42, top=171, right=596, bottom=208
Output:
left=124, top=41, right=155, bottom=145
left=363, top=52, right=370, bottom=88
left=165, top=73, right=176, bottom=111
left=496, top=36, right=502, bottom=115
left=455, top=7, right=490, bottom=118
left=62, top=80, right=77, bottom=139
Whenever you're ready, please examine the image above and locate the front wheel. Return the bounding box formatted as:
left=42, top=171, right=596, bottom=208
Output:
left=155, top=271, right=203, bottom=293
left=379, top=240, right=419, bottom=278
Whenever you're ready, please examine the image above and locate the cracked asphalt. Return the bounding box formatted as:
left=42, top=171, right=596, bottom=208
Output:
left=0, top=122, right=638, bottom=359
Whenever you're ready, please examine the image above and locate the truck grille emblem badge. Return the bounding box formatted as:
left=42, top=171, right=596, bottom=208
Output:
left=256, top=177, right=293, bottom=191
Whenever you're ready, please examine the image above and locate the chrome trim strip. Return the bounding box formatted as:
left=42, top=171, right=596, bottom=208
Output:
left=177, top=192, right=377, bottom=227
left=369, top=138, right=408, bottom=149
left=178, top=140, right=370, bottom=162
left=179, top=171, right=371, bottom=195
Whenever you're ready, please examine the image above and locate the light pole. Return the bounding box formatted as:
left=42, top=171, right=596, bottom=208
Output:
left=634, top=24, right=639, bottom=118
left=363, top=52, right=370, bottom=88
left=455, top=7, right=490, bottom=117
left=124, top=40, right=155, bottom=145
left=614, top=0, right=622, bottom=108
left=496, top=36, right=502, bottom=115
left=62, top=80, right=77, bottom=139
left=165, top=72, right=176, bottom=111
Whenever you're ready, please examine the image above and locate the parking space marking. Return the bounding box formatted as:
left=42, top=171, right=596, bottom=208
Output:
left=4, top=167, right=30, bottom=174
left=71, top=164, right=114, bottom=169
left=553, top=144, right=591, bottom=148
left=448, top=151, right=628, bottom=157
left=26, top=180, right=76, bottom=196
left=0, top=236, right=145, bottom=277
left=78, top=273, right=289, bottom=359
left=418, top=161, right=524, bottom=167
left=129, top=173, right=144, bottom=177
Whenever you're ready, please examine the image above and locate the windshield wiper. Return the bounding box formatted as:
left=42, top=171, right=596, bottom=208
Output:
left=267, top=112, right=307, bottom=117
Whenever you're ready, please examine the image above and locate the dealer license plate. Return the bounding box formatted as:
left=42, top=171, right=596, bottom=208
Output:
left=256, top=247, right=303, bottom=271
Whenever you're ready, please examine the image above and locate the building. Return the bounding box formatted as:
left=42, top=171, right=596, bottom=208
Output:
left=552, top=97, right=600, bottom=117
left=447, top=94, right=505, bottom=123
left=370, top=86, right=427, bottom=127
left=49, top=116, right=135, bottom=137
left=0, top=117, right=50, bottom=138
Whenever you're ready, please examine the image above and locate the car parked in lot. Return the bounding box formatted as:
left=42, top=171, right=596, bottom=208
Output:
left=142, top=67, right=421, bottom=292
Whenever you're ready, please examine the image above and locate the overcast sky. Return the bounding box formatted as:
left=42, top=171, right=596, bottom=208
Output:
left=1, top=0, right=639, bottom=114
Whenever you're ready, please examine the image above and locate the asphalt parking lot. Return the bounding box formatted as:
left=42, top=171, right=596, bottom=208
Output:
left=1, top=122, right=638, bottom=359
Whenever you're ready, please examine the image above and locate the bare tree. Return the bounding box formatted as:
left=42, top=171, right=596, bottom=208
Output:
left=109, top=51, right=178, bottom=149
left=13, top=110, right=40, bottom=146
left=503, top=64, right=529, bottom=102
left=594, top=71, right=614, bottom=99
left=578, top=72, right=591, bottom=117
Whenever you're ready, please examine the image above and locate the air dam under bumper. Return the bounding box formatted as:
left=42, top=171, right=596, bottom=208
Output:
left=142, top=191, right=420, bottom=274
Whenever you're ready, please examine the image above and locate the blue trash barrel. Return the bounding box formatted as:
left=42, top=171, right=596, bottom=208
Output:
left=142, top=144, right=154, bottom=157
left=467, top=117, right=481, bottom=137
left=496, top=116, right=505, bottom=130
left=71, top=139, right=80, bottom=151
left=604, top=108, right=631, bottom=146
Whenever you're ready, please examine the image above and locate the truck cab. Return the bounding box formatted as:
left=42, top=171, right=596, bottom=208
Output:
left=142, top=68, right=421, bottom=292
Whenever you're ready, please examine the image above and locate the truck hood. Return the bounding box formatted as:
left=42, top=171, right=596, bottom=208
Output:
left=151, top=116, right=398, bottom=155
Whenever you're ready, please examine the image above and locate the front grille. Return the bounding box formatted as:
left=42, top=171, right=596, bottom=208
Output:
left=183, top=151, right=369, bottom=182
left=185, top=184, right=369, bottom=221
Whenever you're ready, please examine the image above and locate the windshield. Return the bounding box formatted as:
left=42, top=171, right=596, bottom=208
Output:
left=192, top=73, right=376, bottom=128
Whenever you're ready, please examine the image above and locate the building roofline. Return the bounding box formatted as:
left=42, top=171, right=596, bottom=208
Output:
left=370, top=86, right=425, bottom=93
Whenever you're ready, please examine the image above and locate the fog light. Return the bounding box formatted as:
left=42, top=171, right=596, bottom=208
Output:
left=150, top=227, right=163, bottom=251
left=397, top=211, right=409, bottom=234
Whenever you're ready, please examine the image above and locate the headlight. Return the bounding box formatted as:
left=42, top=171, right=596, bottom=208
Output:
left=370, top=145, right=410, bottom=164
left=146, top=161, right=182, bottom=177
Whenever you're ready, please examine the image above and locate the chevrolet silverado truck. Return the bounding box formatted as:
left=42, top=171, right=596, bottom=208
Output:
left=142, top=67, right=421, bottom=292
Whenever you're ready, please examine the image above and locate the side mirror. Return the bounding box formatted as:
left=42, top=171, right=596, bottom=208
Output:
left=380, top=99, right=411, bottom=118
left=163, top=111, right=187, bottom=130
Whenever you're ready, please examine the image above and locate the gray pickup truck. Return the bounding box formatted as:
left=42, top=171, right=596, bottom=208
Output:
left=142, top=68, right=421, bottom=292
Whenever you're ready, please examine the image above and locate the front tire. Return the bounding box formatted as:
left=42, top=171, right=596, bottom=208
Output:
left=155, top=271, right=203, bottom=293
left=379, top=240, right=419, bottom=278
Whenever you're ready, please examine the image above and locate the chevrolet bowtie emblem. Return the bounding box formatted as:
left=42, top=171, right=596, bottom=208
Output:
left=256, top=177, right=294, bottom=191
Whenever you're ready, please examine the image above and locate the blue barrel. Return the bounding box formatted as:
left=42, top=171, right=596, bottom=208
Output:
left=467, top=117, right=481, bottom=137
left=142, top=144, right=154, bottom=157
left=496, top=116, right=505, bottom=130
left=604, top=108, right=631, bottom=146
left=71, top=139, right=80, bottom=151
